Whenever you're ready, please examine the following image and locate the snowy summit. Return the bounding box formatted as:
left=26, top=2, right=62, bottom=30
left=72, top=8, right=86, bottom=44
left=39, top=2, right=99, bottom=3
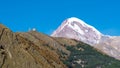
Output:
left=51, top=17, right=103, bottom=45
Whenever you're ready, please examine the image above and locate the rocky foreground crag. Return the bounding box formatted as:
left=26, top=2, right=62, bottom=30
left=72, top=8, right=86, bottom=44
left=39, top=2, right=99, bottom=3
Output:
left=0, top=24, right=67, bottom=68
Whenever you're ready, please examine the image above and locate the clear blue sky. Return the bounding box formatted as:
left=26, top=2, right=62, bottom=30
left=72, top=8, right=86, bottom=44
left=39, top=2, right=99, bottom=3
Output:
left=0, top=0, right=120, bottom=36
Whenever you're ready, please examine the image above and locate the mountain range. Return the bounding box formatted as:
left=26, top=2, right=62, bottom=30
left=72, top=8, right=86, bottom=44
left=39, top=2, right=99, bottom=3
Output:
left=0, top=17, right=120, bottom=68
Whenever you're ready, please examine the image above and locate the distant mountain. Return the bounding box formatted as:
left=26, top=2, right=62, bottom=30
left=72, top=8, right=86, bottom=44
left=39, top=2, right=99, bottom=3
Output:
left=51, top=17, right=120, bottom=60
left=1, top=24, right=120, bottom=68
left=51, top=17, right=102, bottom=45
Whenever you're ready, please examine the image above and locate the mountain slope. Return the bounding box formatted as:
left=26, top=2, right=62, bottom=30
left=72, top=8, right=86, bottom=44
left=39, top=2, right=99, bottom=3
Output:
left=0, top=24, right=120, bottom=68
left=64, top=42, right=120, bottom=68
left=0, top=24, right=67, bottom=68
left=96, top=36, right=120, bottom=60
left=51, top=17, right=120, bottom=60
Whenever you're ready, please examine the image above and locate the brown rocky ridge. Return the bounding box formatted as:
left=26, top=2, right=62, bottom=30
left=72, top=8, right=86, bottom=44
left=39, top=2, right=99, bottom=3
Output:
left=0, top=24, right=69, bottom=68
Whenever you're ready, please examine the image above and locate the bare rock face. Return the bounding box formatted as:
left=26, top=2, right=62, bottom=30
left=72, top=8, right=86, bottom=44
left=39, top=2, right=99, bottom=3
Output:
left=0, top=24, right=67, bottom=68
left=51, top=17, right=102, bottom=45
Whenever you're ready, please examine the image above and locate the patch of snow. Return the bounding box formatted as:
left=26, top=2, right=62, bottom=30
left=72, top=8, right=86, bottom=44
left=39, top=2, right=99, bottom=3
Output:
left=52, top=20, right=68, bottom=36
left=67, top=17, right=86, bottom=27
left=68, top=23, right=85, bottom=35
left=85, top=30, right=88, bottom=32
left=114, top=47, right=118, bottom=50
left=67, top=17, right=102, bottom=39
left=58, top=20, right=68, bottom=32
left=96, top=40, right=99, bottom=44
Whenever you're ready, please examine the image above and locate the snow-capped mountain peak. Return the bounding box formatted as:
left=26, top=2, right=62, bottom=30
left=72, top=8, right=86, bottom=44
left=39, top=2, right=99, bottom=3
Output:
left=51, top=17, right=103, bottom=45
left=67, top=17, right=102, bottom=37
